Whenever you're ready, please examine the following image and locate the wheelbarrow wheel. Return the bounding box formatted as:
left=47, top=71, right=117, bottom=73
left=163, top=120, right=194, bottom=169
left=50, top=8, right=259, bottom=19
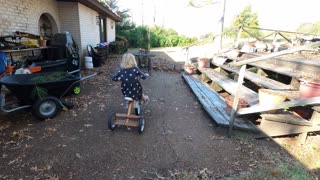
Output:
left=138, top=116, right=145, bottom=134
left=32, top=96, right=62, bottom=120
left=108, top=112, right=116, bottom=130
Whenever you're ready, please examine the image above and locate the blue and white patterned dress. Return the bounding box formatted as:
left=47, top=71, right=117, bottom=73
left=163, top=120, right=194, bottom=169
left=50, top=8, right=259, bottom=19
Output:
left=112, top=67, right=147, bottom=101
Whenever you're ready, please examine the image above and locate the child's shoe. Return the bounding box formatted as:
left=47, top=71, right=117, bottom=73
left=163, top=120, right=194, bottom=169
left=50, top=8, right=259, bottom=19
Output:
left=142, top=95, right=150, bottom=105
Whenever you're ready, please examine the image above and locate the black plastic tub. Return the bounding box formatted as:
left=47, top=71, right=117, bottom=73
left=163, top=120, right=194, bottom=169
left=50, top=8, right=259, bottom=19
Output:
left=0, top=72, right=78, bottom=104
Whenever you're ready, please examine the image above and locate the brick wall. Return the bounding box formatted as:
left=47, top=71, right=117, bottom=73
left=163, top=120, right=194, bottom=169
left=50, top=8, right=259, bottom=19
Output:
left=0, top=0, right=60, bottom=36
left=0, top=0, right=116, bottom=66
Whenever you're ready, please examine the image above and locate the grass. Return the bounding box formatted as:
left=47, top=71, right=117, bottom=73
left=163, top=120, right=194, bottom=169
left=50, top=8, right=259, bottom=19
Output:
left=233, top=161, right=316, bottom=180
left=230, top=132, right=318, bottom=180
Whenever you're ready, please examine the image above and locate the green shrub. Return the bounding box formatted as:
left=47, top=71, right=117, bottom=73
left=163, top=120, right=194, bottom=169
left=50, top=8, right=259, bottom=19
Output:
left=109, top=36, right=128, bottom=54
left=117, top=24, right=197, bottom=49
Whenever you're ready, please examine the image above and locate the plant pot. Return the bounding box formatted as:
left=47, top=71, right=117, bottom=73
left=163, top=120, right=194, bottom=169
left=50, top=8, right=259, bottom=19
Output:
left=38, top=39, right=47, bottom=47
left=212, top=56, right=227, bottom=66
left=224, top=95, right=248, bottom=115
left=258, top=89, right=286, bottom=113
left=184, top=67, right=194, bottom=75
left=299, top=79, right=320, bottom=98
left=198, top=58, right=208, bottom=68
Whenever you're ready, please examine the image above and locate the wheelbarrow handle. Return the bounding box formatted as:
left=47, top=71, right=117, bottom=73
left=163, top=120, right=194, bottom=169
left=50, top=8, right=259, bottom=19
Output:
left=59, top=72, right=103, bottom=99
left=68, top=69, right=80, bottom=75
left=80, top=72, right=103, bottom=81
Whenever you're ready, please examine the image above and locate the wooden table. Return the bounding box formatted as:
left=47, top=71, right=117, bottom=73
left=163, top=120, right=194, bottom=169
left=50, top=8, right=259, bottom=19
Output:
left=133, top=53, right=155, bottom=72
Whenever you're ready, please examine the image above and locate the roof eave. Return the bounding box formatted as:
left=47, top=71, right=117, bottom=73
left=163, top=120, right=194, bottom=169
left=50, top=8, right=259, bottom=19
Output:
left=57, top=0, right=122, bottom=22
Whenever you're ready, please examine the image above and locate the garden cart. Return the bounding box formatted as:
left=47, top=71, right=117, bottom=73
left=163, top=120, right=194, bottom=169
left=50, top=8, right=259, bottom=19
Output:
left=0, top=70, right=101, bottom=120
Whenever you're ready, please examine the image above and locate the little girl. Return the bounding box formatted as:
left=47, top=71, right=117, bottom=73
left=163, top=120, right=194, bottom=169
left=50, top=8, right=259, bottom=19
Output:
left=112, top=53, right=150, bottom=103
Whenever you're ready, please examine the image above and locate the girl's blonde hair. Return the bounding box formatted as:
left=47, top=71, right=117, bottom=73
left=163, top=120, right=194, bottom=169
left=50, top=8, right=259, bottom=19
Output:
left=120, top=53, right=137, bottom=69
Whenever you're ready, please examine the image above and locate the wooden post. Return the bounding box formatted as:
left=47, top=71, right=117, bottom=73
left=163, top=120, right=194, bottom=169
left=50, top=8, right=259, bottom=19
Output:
left=228, top=64, right=246, bottom=137
left=242, top=27, right=262, bottom=41
left=272, top=32, right=279, bottom=44
left=290, top=77, right=300, bottom=89
left=235, top=26, right=242, bottom=49
left=278, top=32, right=292, bottom=44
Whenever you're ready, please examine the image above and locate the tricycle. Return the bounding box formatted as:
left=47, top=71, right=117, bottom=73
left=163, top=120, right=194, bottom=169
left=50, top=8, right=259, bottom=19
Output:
left=0, top=70, right=101, bottom=120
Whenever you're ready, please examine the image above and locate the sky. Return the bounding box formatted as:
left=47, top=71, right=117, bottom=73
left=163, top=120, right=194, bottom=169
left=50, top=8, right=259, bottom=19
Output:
left=117, top=0, right=320, bottom=37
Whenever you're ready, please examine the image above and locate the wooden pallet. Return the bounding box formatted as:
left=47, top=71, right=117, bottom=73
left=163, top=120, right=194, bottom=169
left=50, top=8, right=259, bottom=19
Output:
left=182, top=72, right=259, bottom=132
left=256, top=113, right=320, bottom=139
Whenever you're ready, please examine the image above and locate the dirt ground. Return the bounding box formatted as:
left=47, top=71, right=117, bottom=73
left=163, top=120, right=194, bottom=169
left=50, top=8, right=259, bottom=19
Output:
left=0, top=49, right=319, bottom=179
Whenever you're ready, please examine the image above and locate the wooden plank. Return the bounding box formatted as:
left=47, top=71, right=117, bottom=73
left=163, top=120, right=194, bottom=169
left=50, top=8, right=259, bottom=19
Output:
left=198, top=67, right=259, bottom=106
left=244, top=52, right=320, bottom=67
left=228, top=65, right=247, bottom=137
left=182, top=73, right=259, bottom=132
left=237, top=97, right=320, bottom=115
left=248, top=61, right=304, bottom=78
left=220, top=64, right=293, bottom=90
left=312, top=106, right=320, bottom=112
left=183, top=73, right=228, bottom=125
left=310, top=111, right=320, bottom=125
left=191, top=75, right=259, bottom=132
left=116, top=114, right=140, bottom=119
left=239, top=53, right=320, bottom=76
left=114, top=120, right=139, bottom=127
left=256, top=119, right=320, bottom=138
left=261, top=114, right=312, bottom=126
left=230, top=41, right=320, bottom=67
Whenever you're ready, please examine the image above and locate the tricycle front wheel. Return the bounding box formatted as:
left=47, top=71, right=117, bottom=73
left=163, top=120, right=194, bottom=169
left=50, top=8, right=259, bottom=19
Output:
left=32, top=96, right=62, bottom=120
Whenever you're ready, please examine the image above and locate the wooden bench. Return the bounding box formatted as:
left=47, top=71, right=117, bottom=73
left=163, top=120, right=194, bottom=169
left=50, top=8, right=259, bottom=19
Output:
left=219, top=64, right=294, bottom=90
left=197, top=67, right=259, bottom=106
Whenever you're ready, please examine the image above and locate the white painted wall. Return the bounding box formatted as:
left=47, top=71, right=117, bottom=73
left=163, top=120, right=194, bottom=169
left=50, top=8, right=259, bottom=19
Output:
left=107, top=18, right=116, bottom=43
left=78, top=3, right=100, bottom=56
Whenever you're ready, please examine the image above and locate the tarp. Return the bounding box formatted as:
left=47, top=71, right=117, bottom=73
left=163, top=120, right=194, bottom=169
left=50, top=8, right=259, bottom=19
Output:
left=0, top=51, right=8, bottom=74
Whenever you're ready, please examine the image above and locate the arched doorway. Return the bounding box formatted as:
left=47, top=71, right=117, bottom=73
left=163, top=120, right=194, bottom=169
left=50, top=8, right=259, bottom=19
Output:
left=38, top=13, right=58, bottom=38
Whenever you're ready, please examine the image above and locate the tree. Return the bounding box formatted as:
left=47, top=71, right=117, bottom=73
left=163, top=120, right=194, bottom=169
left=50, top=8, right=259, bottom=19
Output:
left=297, top=22, right=320, bottom=34
left=100, top=0, right=136, bottom=37
left=188, top=0, right=219, bottom=8
left=231, top=5, right=260, bottom=38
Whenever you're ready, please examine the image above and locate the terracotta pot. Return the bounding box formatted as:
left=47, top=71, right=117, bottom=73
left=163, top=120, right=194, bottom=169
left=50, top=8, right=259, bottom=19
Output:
left=224, top=95, right=248, bottom=115
left=184, top=67, right=194, bottom=75
left=258, top=89, right=286, bottom=113
left=299, top=79, right=320, bottom=98
left=198, top=58, right=208, bottom=68
left=38, top=39, right=47, bottom=47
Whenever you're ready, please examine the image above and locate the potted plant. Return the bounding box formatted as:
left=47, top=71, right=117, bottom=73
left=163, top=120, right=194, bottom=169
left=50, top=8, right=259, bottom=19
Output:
left=197, top=57, right=208, bottom=68
left=184, top=64, right=195, bottom=75
left=224, top=95, right=248, bottom=115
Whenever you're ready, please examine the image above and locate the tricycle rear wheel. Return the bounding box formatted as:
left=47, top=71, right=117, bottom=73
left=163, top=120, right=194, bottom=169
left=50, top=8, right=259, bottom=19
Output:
left=108, top=112, right=116, bottom=130
left=138, top=116, right=145, bottom=134
left=32, top=96, right=62, bottom=120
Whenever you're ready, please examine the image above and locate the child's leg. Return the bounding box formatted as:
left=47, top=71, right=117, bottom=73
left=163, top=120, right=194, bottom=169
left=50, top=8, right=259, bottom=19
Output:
left=141, top=94, right=150, bottom=103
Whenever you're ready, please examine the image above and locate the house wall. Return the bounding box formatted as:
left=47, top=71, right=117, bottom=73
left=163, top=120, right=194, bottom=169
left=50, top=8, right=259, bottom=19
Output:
left=0, top=0, right=117, bottom=67
left=57, top=1, right=83, bottom=62
left=78, top=3, right=100, bottom=56
left=106, top=18, right=116, bottom=43
left=0, top=0, right=60, bottom=36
